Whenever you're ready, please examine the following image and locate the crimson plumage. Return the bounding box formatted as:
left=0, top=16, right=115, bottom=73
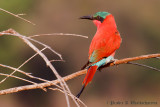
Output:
left=77, top=12, right=122, bottom=98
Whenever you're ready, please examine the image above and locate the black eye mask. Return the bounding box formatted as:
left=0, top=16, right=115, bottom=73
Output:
left=93, top=16, right=104, bottom=23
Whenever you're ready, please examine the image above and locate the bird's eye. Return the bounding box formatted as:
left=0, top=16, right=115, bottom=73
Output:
left=96, top=16, right=104, bottom=23
left=97, top=16, right=100, bottom=19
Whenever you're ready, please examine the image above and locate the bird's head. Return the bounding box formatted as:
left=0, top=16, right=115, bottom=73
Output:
left=80, top=11, right=111, bottom=27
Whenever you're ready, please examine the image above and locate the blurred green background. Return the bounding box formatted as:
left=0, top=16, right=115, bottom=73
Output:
left=0, top=0, right=160, bottom=107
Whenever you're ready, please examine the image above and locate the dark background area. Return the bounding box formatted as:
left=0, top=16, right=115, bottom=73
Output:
left=0, top=0, right=160, bottom=107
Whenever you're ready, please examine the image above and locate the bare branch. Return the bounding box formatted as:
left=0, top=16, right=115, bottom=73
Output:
left=50, top=59, right=65, bottom=63
left=0, top=29, right=80, bottom=107
left=127, top=62, right=160, bottom=72
left=29, top=33, right=88, bottom=38
left=0, top=64, right=32, bottom=77
left=0, top=69, right=86, bottom=95
left=0, top=73, right=36, bottom=84
left=0, top=8, right=35, bottom=25
left=0, top=48, right=47, bottom=84
left=16, top=13, right=26, bottom=16
left=0, top=30, right=63, bottom=60
left=111, top=53, right=160, bottom=65
left=0, top=53, right=159, bottom=96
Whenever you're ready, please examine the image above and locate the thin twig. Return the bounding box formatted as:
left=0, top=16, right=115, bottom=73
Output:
left=0, top=30, right=63, bottom=61
left=0, top=63, right=52, bottom=91
left=19, top=32, right=71, bottom=107
left=0, top=47, right=47, bottom=84
left=50, top=59, right=65, bottom=63
left=0, top=8, right=35, bottom=25
left=0, top=69, right=86, bottom=95
left=0, top=64, right=32, bottom=77
left=0, top=73, right=36, bottom=84
left=127, top=62, right=160, bottom=72
left=16, top=13, right=26, bottom=16
left=29, top=33, right=88, bottom=38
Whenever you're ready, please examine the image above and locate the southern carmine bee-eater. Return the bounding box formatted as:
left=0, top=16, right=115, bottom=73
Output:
left=76, top=12, right=122, bottom=98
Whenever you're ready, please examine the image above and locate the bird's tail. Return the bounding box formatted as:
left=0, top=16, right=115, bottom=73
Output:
left=82, top=65, right=98, bottom=86
left=76, top=65, right=98, bottom=98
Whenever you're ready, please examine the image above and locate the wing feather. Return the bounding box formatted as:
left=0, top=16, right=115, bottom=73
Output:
left=89, top=31, right=121, bottom=62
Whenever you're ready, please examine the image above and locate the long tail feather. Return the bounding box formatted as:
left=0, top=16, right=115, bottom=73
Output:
left=76, top=85, right=85, bottom=98
left=76, top=65, right=98, bottom=98
left=83, top=65, right=98, bottom=86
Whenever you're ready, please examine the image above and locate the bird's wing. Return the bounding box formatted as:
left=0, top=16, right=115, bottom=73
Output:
left=89, top=31, right=121, bottom=63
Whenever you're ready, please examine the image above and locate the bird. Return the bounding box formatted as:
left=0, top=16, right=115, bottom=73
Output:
left=76, top=11, right=122, bottom=98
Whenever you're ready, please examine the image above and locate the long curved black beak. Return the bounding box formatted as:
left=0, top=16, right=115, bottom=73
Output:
left=79, top=15, right=93, bottom=20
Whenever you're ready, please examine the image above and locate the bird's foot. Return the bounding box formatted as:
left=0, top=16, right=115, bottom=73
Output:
left=109, top=59, right=118, bottom=65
